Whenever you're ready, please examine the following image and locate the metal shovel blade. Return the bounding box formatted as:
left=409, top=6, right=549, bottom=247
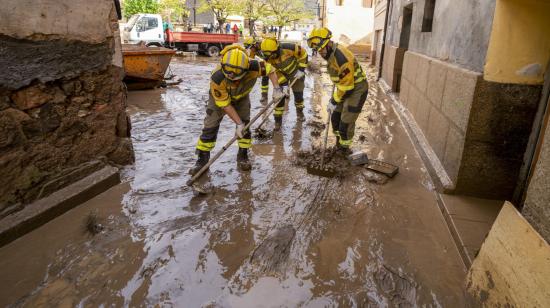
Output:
left=188, top=181, right=210, bottom=195
left=306, top=165, right=337, bottom=178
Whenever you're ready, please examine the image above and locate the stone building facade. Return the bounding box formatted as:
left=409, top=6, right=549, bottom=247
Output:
left=380, top=1, right=550, bottom=303
left=0, top=0, right=134, bottom=217
left=381, top=0, right=549, bottom=203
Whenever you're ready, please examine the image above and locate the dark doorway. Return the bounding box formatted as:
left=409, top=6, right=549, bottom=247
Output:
left=395, top=4, right=413, bottom=92
left=400, top=5, right=413, bottom=49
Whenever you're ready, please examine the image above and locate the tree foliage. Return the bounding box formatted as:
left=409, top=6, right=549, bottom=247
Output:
left=160, top=0, right=190, bottom=23
left=237, top=0, right=272, bottom=36
left=198, top=0, right=241, bottom=27
left=122, top=0, right=160, bottom=19
left=264, top=0, right=312, bottom=27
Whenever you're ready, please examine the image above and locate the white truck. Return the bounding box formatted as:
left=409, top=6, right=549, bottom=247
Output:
left=122, top=14, right=238, bottom=56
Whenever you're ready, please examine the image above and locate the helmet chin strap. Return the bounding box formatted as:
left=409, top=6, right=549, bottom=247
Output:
left=321, top=42, right=334, bottom=60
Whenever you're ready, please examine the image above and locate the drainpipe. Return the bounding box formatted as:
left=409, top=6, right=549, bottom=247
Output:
left=377, top=0, right=392, bottom=80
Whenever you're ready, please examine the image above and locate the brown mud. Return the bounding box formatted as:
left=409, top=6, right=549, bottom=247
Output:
left=293, top=147, right=352, bottom=177
left=0, top=57, right=467, bottom=307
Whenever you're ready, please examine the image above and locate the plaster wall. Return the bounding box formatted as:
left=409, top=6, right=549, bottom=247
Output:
left=524, top=113, right=550, bottom=243
left=484, top=0, right=550, bottom=85
left=386, top=0, right=496, bottom=72
left=0, top=0, right=114, bottom=44
left=326, top=0, right=374, bottom=47
left=466, top=202, right=550, bottom=307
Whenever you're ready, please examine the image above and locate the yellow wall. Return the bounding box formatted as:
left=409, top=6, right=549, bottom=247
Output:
left=466, top=202, right=550, bottom=307
left=484, top=0, right=550, bottom=85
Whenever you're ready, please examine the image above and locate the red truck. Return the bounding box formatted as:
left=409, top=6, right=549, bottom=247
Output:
left=166, top=30, right=239, bottom=56
left=122, top=14, right=238, bottom=57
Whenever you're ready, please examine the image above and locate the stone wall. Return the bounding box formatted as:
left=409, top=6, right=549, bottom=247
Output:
left=399, top=51, right=541, bottom=199
left=523, top=113, right=550, bottom=243
left=381, top=45, right=406, bottom=91
left=0, top=0, right=134, bottom=217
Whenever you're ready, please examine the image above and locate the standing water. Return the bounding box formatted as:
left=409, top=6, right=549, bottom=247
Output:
left=0, top=56, right=466, bottom=307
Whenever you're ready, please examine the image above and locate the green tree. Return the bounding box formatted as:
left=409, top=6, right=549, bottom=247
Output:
left=198, top=0, right=241, bottom=32
left=122, top=0, right=160, bottom=19
left=264, top=0, right=312, bottom=38
left=160, top=0, right=190, bottom=23
left=239, top=0, right=269, bottom=36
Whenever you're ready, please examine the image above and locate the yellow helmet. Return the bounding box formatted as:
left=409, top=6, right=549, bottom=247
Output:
left=307, top=28, right=332, bottom=51
left=220, top=44, right=250, bottom=80
left=243, top=37, right=258, bottom=49
left=260, top=37, right=279, bottom=59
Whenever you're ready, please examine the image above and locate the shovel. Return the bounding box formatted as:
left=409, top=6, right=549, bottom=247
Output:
left=187, top=93, right=288, bottom=192
left=306, top=110, right=337, bottom=178
left=254, top=76, right=300, bottom=138
left=348, top=151, right=399, bottom=178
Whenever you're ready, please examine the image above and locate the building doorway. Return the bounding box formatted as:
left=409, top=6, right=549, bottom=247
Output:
left=395, top=4, right=413, bottom=91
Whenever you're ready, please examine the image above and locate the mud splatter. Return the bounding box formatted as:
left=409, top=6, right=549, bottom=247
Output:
left=293, top=147, right=352, bottom=177
left=83, top=211, right=104, bottom=236
left=250, top=225, right=296, bottom=274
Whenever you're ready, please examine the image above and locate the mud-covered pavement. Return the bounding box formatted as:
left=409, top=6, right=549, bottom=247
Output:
left=0, top=56, right=467, bottom=307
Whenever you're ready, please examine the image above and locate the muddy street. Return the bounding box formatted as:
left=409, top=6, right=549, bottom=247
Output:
left=0, top=56, right=467, bottom=307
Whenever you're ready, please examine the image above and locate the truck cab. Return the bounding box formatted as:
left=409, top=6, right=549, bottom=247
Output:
left=123, top=14, right=164, bottom=46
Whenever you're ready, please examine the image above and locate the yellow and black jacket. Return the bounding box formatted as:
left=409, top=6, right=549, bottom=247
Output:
left=327, top=43, right=366, bottom=103
left=210, top=60, right=273, bottom=108
left=266, top=43, right=308, bottom=84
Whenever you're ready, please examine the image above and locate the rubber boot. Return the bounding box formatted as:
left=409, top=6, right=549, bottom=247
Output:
left=296, top=108, right=305, bottom=121
left=260, top=92, right=268, bottom=105
left=237, top=148, right=252, bottom=171
left=336, top=143, right=353, bottom=156
left=189, top=150, right=210, bottom=175
left=274, top=116, right=283, bottom=131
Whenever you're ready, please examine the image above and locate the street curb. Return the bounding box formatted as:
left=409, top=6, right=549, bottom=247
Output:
left=378, top=79, right=470, bottom=270
left=0, top=166, right=120, bottom=248
left=379, top=80, right=454, bottom=192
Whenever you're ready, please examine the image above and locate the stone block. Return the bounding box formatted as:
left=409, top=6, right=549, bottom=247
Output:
left=402, top=52, right=411, bottom=81
left=406, top=52, right=418, bottom=86
left=399, top=78, right=410, bottom=107
left=415, top=54, right=430, bottom=94
left=414, top=93, right=431, bottom=133
left=443, top=125, right=465, bottom=183
left=427, top=60, right=448, bottom=108
left=441, top=66, right=479, bottom=132
left=407, top=85, right=420, bottom=116
left=426, top=106, right=450, bottom=162
left=11, top=85, right=53, bottom=110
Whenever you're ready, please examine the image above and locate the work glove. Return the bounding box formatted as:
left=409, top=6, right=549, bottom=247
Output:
left=327, top=98, right=337, bottom=114
left=235, top=122, right=246, bottom=139
left=273, top=87, right=285, bottom=102
left=294, top=69, right=305, bottom=81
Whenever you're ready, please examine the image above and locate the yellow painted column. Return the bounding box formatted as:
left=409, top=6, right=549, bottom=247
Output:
left=484, top=0, right=550, bottom=85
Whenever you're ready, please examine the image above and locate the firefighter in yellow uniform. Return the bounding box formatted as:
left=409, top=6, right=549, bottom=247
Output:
left=243, top=37, right=270, bottom=104
left=260, top=37, right=309, bottom=129
left=307, top=28, right=368, bottom=154
left=190, top=45, right=284, bottom=175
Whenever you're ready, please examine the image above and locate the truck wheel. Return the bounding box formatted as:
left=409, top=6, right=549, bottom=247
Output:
left=207, top=45, right=220, bottom=57
left=146, top=42, right=162, bottom=47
